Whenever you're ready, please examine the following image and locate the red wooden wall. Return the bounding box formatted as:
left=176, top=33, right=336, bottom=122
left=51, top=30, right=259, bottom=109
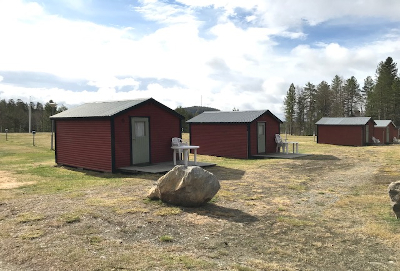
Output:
left=55, top=100, right=182, bottom=172
left=190, top=123, right=248, bottom=158
left=189, top=113, right=281, bottom=159
left=113, top=101, right=181, bottom=168
left=249, top=114, right=280, bottom=155
left=374, top=123, right=397, bottom=143
left=317, top=120, right=375, bottom=146
left=55, top=119, right=113, bottom=172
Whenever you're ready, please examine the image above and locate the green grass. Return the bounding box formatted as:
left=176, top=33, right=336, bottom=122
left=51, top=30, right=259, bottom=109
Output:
left=17, top=212, right=46, bottom=223
left=2, top=132, right=400, bottom=270
left=159, top=235, right=174, bottom=242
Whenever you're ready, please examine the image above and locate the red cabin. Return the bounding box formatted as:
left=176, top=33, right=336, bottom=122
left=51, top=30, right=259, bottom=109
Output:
left=374, top=120, right=398, bottom=143
left=316, top=117, right=376, bottom=146
left=51, top=98, right=183, bottom=172
left=187, top=110, right=282, bottom=159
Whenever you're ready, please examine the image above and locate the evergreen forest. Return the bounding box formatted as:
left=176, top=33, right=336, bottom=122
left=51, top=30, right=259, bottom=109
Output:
left=0, top=99, right=67, bottom=133
left=283, top=57, right=399, bottom=135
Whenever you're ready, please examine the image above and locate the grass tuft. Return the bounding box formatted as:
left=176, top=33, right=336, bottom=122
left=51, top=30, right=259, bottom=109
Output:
left=154, top=207, right=182, bottom=216
left=17, top=212, right=45, bottom=223
left=159, top=235, right=174, bottom=242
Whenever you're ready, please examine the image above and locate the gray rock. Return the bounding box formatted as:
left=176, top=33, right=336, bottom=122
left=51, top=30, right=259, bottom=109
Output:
left=147, top=165, right=220, bottom=207
left=388, top=181, right=400, bottom=218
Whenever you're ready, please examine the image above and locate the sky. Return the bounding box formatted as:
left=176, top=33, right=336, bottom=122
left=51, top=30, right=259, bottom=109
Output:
left=0, top=0, right=400, bottom=120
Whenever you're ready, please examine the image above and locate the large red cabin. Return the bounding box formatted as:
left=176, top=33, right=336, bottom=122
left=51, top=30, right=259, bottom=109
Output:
left=187, top=110, right=282, bottom=159
left=51, top=98, right=183, bottom=172
left=316, top=117, right=376, bottom=146
left=373, top=120, right=398, bottom=144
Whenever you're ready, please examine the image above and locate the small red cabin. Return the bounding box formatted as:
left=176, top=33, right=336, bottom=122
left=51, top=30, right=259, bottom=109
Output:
left=374, top=120, right=397, bottom=143
left=187, top=110, right=282, bottom=159
left=51, top=98, right=183, bottom=172
left=316, top=117, right=376, bottom=146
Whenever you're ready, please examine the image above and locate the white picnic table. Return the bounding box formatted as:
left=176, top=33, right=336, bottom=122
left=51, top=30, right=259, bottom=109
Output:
left=285, top=141, right=299, bottom=154
left=171, top=145, right=200, bottom=166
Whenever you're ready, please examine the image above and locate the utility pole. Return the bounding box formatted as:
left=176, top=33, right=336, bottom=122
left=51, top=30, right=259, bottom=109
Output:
left=29, top=96, right=32, bottom=133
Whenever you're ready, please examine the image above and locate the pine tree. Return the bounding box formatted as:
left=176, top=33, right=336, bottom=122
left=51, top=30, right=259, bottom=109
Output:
left=374, top=57, right=398, bottom=119
left=315, top=81, right=331, bottom=120
left=343, top=76, right=361, bottom=116
left=295, top=87, right=306, bottom=135
left=331, top=75, right=344, bottom=117
left=283, top=83, right=296, bottom=135
left=391, top=77, right=400, bottom=125
left=363, top=76, right=375, bottom=117
left=304, top=82, right=317, bottom=135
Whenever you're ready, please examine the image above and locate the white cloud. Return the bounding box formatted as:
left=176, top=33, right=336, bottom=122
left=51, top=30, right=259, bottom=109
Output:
left=88, top=77, right=140, bottom=90
left=0, top=0, right=400, bottom=118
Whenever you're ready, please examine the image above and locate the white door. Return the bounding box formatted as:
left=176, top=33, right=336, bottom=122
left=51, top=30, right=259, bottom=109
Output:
left=131, top=117, right=150, bottom=164
left=257, top=122, right=266, bottom=153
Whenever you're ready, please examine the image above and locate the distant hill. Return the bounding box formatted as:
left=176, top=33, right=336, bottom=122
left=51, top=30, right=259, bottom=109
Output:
left=183, top=106, right=220, bottom=116
left=175, top=106, right=220, bottom=132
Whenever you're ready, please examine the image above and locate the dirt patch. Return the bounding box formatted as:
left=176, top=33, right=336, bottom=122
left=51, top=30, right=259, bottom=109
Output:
left=0, top=171, right=35, bottom=189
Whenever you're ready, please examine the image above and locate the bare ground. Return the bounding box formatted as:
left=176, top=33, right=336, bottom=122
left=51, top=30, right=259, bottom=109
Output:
left=1, top=143, right=400, bottom=270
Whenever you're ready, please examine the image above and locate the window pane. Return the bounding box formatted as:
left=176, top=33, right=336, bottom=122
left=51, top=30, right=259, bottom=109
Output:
left=258, top=125, right=264, bottom=135
left=135, top=121, right=145, bottom=137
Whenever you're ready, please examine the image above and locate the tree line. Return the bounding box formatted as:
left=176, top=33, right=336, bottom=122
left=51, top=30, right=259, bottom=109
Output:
left=283, top=57, right=399, bottom=135
left=0, top=99, right=67, bottom=133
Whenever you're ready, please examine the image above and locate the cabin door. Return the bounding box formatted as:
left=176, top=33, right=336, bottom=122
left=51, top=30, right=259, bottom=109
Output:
left=131, top=117, right=150, bottom=164
left=386, top=127, right=390, bottom=143
left=257, top=122, right=266, bottom=153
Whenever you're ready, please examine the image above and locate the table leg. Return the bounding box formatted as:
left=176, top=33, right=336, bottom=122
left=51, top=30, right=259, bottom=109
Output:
left=184, top=149, right=189, bottom=167
left=173, top=149, right=177, bottom=165
left=296, top=143, right=298, bottom=153
left=194, top=149, right=197, bottom=165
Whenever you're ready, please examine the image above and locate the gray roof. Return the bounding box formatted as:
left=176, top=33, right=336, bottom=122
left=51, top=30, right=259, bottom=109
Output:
left=187, top=110, right=282, bottom=123
left=374, top=120, right=395, bottom=128
left=315, top=117, right=375, bottom=126
left=51, top=98, right=151, bottom=119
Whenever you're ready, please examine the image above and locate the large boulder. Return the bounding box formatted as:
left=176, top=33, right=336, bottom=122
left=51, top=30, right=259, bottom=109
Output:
left=388, top=181, right=400, bottom=219
left=148, top=165, right=220, bottom=207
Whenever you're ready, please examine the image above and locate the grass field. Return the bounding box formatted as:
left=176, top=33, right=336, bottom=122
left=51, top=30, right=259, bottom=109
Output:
left=1, top=132, right=400, bottom=270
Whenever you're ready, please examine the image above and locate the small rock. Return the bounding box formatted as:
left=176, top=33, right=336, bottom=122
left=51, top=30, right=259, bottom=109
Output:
left=388, top=181, right=400, bottom=218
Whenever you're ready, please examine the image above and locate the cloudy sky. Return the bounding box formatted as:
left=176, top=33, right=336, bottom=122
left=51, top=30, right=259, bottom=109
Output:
left=0, top=0, right=400, bottom=119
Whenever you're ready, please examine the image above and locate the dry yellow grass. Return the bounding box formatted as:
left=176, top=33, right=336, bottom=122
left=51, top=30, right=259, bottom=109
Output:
left=1, top=133, right=400, bottom=270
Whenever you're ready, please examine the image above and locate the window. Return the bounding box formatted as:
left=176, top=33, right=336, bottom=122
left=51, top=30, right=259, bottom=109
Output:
left=135, top=121, right=146, bottom=137
left=258, top=125, right=265, bottom=135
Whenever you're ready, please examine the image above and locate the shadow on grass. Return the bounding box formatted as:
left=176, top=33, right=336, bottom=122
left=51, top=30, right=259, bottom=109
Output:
left=58, top=165, right=160, bottom=181
left=58, top=164, right=245, bottom=182
left=296, top=154, right=340, bottom=161
left=206, top=166, right=246, bottom=180
left=183, top=203, right=258, bottom=223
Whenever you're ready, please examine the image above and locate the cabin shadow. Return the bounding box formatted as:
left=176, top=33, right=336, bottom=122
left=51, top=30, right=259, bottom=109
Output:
left=182, top=203, right=259, bottom=223
left=296, top=154, right=340, bottom=161
left=206, top=166, right=246, bottom=180
left=56, top=165, right=160, bottom=181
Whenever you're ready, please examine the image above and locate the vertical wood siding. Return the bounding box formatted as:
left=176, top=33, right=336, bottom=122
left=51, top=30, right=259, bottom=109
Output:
left=249, top=114, right=280, bottom=155
left=317, top=125, right=364, bottom=146
left=391, top=124, right=399, bottom=141
left=374, top=123, right=398, bottom=143
left=374, top=127, right=386, bottom=143
left=190, top=124, right=249, bottom=159
left=55, top=119, right=112, bottom=172
left=113, top=101, right=181, bottom=167
left=366, top=120, right=375, bottom=144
